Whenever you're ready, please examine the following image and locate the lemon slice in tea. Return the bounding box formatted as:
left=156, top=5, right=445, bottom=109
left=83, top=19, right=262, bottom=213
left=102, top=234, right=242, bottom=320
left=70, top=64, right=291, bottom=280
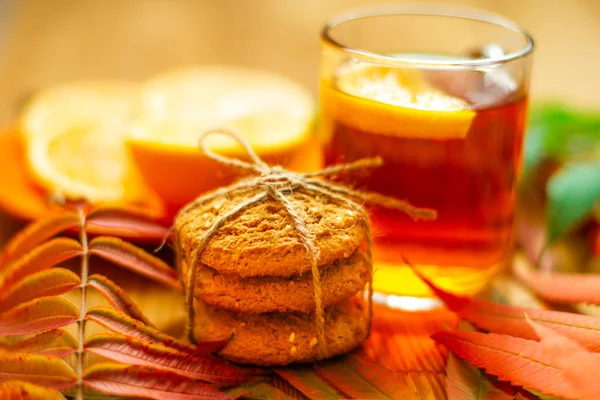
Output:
left=21, top=81, right=153, bottom=204
left=321, top=64, right=476, bottom=139
left=127, top=66, right=316, bottom=213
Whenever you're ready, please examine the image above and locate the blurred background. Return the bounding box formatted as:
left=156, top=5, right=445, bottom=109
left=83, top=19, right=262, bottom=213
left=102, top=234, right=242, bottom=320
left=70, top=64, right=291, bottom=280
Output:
left=0, top=0, right=599, bottom=128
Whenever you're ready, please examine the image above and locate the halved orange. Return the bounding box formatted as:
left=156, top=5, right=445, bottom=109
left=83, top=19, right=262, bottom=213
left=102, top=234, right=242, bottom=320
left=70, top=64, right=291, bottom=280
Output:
left=127, top=66, right=318, bottom=215
left=20, top=81, right=163, bottom=215
left=321, top=64, right=476, bottom=140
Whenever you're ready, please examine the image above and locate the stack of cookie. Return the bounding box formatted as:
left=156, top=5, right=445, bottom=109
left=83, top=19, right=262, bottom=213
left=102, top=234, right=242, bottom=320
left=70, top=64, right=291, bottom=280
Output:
left=176, top=189, right=370, bottom=366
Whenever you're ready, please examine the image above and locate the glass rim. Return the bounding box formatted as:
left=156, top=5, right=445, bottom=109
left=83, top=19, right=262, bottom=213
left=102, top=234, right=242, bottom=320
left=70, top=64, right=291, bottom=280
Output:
left=321, top=4, right=535, bottom=69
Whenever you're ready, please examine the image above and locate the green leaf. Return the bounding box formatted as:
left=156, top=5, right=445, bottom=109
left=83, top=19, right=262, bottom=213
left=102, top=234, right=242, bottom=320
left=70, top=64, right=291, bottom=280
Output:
left=274, top=367, right=346, bottom=399
left=225, top=380, right=296, bottom=400
left=446, top=352, right=515, bottom=400
left=314, top=360, right=391, bottom=400
left=546, top=161, right=600, bottom=243
left=0, top=352, right=77, bottom=390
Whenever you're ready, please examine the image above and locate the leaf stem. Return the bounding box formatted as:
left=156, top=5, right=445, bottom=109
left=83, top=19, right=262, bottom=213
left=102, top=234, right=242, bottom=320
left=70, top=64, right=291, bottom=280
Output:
left=76, top=209, right=90, bottom=400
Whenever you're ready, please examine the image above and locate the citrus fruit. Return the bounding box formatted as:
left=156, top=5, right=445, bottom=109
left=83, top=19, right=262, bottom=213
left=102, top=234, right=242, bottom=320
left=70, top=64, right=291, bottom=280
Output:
left=321, top=64, right=476, bottom=140
left=127, top=66, right=318, bottom=215
left=20, top=81, right=160, bottom=211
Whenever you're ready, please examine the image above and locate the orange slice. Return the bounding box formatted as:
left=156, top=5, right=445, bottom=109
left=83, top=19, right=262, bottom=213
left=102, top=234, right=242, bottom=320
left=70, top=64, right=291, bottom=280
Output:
left=127, top=66, right=318, bottom=215
left=20, top=81, right=159, bottom=210
left=321, top=65, right=475, bottom=140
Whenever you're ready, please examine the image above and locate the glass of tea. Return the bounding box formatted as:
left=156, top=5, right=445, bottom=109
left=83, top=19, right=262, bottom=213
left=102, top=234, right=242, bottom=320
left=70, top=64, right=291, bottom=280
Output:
left=319, top=5, right=534, bottom=306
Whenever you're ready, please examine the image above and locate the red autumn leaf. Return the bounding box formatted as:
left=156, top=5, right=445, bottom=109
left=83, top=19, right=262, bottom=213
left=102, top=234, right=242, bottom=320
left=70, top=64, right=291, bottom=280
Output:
left=446, top=351, right=515, bottom=400
left=84, top=333, right=256, bottom=387
left=0, top=238, right=82, bottom=292
left=314, top=360, right=395, bottom=400
left=415, top=264, right=600, bottom=352
left=514, top=254, right=600, bottom=304
left=0, top=380, right=66, bottom=399
left=0, top=352, right=77, bottom=390
left=83, top=362, right=233, bottom=399
left=527, top=317, right=600, bottom=400
left=432, top=329, right=583, bottom=399
left=85, top=306, right=215, bottom=356
left=1, top=211, right=80, bottom=266
left=0, top=296, right=79, bottom=336
left=0, top=329, right=77, bottom=359
left=89, top=236, right=179, bottom=288
left=86, top=207, right=170, bottom=242
left=274, top=367, right=347, bottom=399
left=0, top=269, right=81, bottom=313
left=87, top=274, right=154, bottom=327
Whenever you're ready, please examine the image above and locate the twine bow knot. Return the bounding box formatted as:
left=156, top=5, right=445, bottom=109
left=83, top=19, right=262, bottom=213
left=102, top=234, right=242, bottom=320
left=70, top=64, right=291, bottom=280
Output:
left=178, top=128, right=437, bottom=357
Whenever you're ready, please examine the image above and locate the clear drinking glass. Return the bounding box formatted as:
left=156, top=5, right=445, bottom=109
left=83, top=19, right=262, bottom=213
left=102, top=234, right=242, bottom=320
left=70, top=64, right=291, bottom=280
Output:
left=319, top=5, right=534, bottom=307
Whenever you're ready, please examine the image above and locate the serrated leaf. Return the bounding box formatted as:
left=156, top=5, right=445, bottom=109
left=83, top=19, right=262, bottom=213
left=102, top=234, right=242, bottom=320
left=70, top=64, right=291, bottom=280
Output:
left=314, top=361, right=391, bottom=400
left=546, top=161, right=600, bottom=243
left=83, top=362, right=232, bottom=399
left=85, top=306, right=212, bottom=356
left=432, top=329, right=587, bottom=399
left=84, top=333, right=255, bottom=386
left=225, top=380, right=296, bottom=400
left=0, top=352, right=77, bottom=390
left=0, top=296, right=79, bottom=336
left=0, top=380, right=66, bottom=399
left=514, top=255, right=600, bottom=305
left=0, top=329, right=77, bottom=358
left=87, top=274, right=154, bottom=327
left=416, top=262, right=600, bottom=352
left=0, top=269, right=81, bottom=313
left=446, top=351, right=514, bottom=400
left=89, top=237, right=179, bottom=288
left=274, top=367, right=346, bottom=399
left=0, top=238, right=82, bottom=291
left=342, top=354, right=420, bottom=400
left=1, top=211, right=80, bottom=266
left=86, top=206, right=170, bottom=242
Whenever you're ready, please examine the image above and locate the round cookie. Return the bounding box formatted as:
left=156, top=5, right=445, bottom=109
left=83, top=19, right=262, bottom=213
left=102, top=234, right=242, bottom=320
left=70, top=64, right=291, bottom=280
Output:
left=176, top=187, right=366, bottom=277
left=192, top=298, right=368, bottom=366
left=183, top=250, right=369, bottom=313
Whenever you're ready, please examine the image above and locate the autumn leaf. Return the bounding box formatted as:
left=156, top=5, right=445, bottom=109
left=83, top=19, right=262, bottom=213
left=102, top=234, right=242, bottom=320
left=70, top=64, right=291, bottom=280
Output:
left=84, top=333, right=257, bottom=386
left=0, top=296, right=79, bottom=336
left=87, top=274, right=154, bottom=327
left=0, top=211, right=80, bottom=266
left=0, top=269, right=81, bottom=313
left=274, top=367, right=347, bottom=399
left=0, top=329, right=77, bottom=359
left=314, top=360, right=393, bottom=400
left=86, top=206, right=169, bottom=242
left=226, top=380, right=298, bottom=400
left=88, top=236, right=179, bottom=288
left=527, top=317, right=600, bottom=400
left=514, top=254, right=600, bottom=304
left=432, top=329, right=584, bottom=399
left=0, top=352, right=77, bottom=390
left=446, top=351, right=515, bottom=400
left=83, top=362, right=233, bottom=400
left=415, top=263, right=600, bottom=352
left=0, top=380, right=66, bottom=399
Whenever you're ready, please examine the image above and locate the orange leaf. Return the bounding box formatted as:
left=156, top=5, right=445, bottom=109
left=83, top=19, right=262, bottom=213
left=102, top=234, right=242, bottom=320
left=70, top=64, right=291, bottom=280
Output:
left=527, top=317, right=600, bottom=400
left=314, top=360, right=394, bottom=400
left=0, top=296, right=79, bottom=336
left=84, top=333, right=256, bottom=386
left=446, top=352, right=515, bottom=400
left=226, top=380, right=297, bottom=400
left=432, top=329, right=581, bottom=399
left=83, top=362, right=233, bottom=399
left=0, top=380, right=66, bottom=399
left=340, top=354, right=420, bottom=400
left=415, top=264, right=600, bottom=352
left=274, top=367, right=347, bottom=399
left=1, top=211, right=80, bottom=266
left=0, top=238, right=82, bottom=291
left=514, top=255, right=600, bottom=304
left=87, top=274, right=154, bottom=327
left=85, top=307, right=229, bottom=357
left=86, top=207, right=169, bottom=243
left=0, top=352, right=77, bottom=390
left=0, top=269, right=81, bottom=313
left=89, top=237, right=179, bottom=288
left=0, top=329, right=77, bottom=359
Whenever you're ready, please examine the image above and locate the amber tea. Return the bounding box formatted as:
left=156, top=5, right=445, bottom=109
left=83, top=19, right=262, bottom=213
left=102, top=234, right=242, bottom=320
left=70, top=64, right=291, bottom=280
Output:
left=320, top=6, right=533, bottom=300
